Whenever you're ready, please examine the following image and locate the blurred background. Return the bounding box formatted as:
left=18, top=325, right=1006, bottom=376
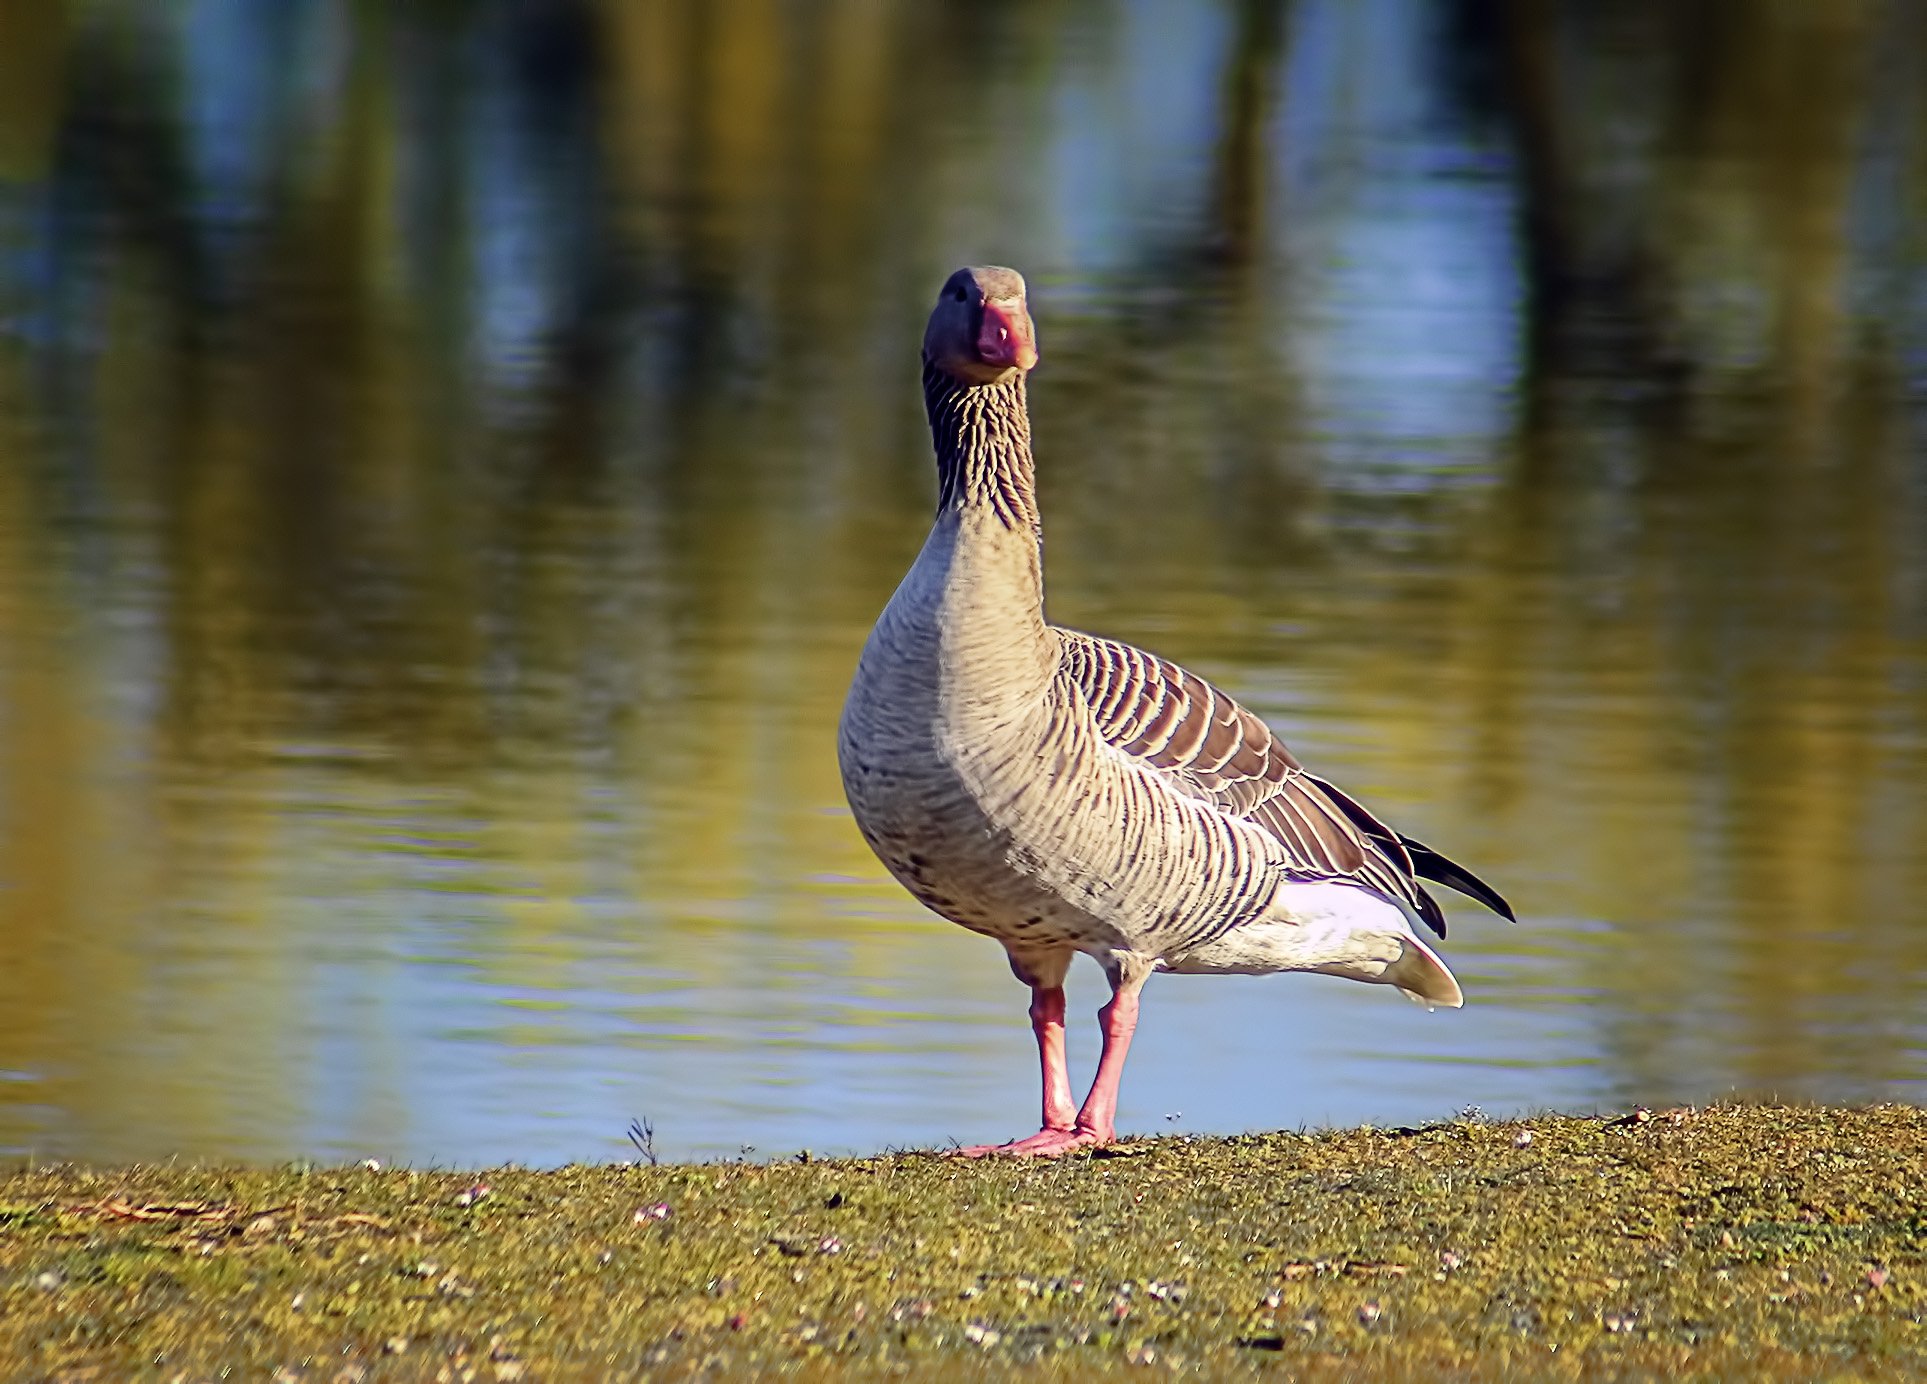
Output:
left=1, top=0, right=1924, bottom=1166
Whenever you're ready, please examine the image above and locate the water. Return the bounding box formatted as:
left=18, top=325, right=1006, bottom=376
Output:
left=1, top=0, right=1924, bottom=1166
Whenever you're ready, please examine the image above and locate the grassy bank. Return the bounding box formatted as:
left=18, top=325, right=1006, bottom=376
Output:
left=2, top=1105, right=1923, bottom=1379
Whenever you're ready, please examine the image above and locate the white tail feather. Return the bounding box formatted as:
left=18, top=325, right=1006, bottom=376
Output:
left=1388, top=933, right=1463, bottom=1009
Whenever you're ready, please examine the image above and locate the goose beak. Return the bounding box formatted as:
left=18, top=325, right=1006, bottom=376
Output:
left=977, top=301, right=1038, bottom=372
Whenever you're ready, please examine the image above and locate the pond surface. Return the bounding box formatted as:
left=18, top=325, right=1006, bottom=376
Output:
left=1, top=0, right=1925, bottom=1166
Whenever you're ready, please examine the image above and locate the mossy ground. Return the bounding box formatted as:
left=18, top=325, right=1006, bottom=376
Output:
left=2, top=1105, right=1923, bottom=1380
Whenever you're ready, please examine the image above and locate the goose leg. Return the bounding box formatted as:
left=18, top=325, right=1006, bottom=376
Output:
left=1028, top=984, right=1078, bottom=1132
left=955, top=985, right=1075, bottom=1156
left=1069, top=975, right=1142, bottom=1144
left=958, top=963, right=1148, bottom=1158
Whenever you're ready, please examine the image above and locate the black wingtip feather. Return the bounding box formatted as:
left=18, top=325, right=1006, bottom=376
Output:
left=1401, top=836, right=1516, bottom=922
left=1302, top=773, right=1514, bottom=925
left=1414, top=885, right=1448, bottom=939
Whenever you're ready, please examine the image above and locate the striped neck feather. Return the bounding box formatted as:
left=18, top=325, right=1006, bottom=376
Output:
left=922, top=362, right=1040, bottom=532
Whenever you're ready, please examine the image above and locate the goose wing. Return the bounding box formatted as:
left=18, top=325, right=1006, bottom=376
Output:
left=1056, top=630, right=1512, bottom=937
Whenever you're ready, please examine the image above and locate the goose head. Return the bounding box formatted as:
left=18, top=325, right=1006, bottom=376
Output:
left=923, top=266, right=1038, bottom=386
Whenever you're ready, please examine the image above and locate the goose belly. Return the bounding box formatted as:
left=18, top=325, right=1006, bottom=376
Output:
left=839, top=708, right=1089, bottom=948
left=840, top=696, right=1275, bottom=957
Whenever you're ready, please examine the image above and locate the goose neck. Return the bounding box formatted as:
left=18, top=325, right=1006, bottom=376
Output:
left=922, top=363, right=1040, bottom=532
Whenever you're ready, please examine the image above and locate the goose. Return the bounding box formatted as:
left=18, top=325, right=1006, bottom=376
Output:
left=838, top=266, right=1513, bottom=1157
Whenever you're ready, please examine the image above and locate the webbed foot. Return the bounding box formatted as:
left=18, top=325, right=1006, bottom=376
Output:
left=951, top=1125, right=1108, bottom=1158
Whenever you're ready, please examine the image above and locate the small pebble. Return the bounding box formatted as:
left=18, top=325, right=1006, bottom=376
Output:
left=633, top=1203, right=671, bottom=1223
left=1358, top=1300, right=1382, bottom=1326
left=1514, top=1130, right=1534, bottom=1148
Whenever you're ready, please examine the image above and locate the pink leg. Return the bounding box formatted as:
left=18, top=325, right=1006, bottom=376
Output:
left=956, top=971, right=1146, bottom=1159
left=1032, top=986, right=1077, bottom=1130
left=1069, top=983, right=1140, bottom=1143
left=955, top=986, right=1074, bottom=1156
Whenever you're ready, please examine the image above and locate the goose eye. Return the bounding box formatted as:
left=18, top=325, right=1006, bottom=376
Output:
left=952, top=286, right=969, bottom=303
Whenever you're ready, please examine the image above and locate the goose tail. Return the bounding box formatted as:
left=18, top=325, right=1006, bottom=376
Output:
left=1387, top=932, right=1464, bottom=1010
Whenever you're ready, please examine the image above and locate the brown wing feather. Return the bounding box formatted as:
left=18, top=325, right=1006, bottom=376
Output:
left=1057, top=629, right=1455, bottom=936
